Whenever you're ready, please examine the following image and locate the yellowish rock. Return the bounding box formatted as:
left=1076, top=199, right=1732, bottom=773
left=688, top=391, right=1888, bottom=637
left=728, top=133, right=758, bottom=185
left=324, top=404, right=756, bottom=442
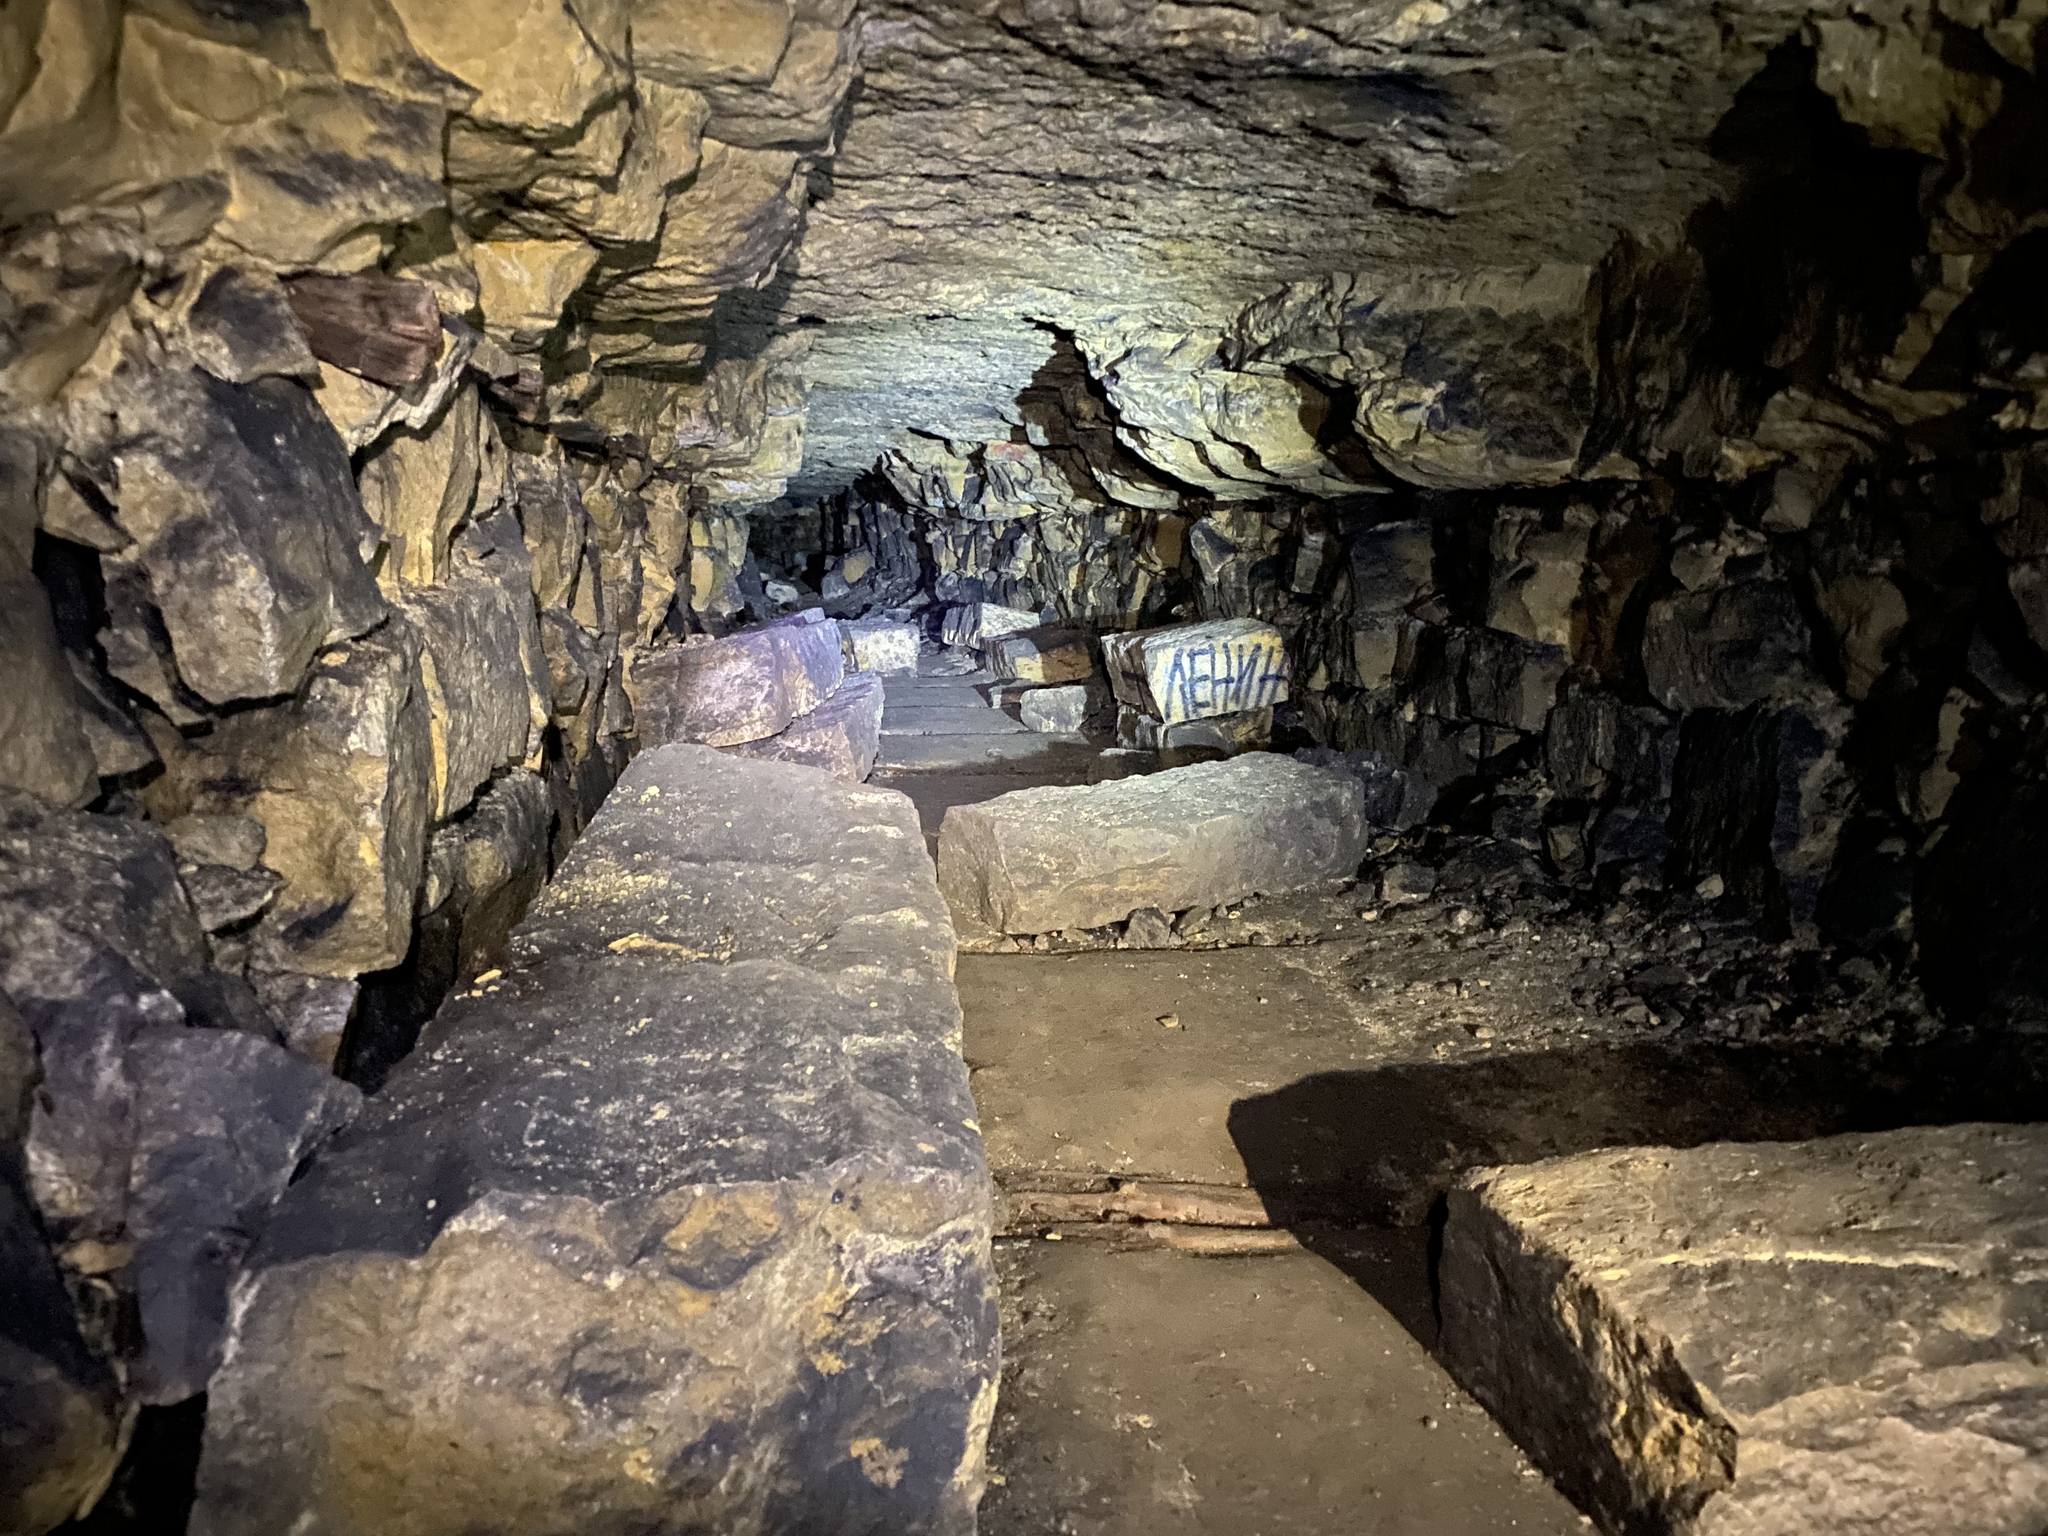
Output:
left=357, top=385, right=482, bottom=589
left=385, top=0, right=627, bottom=134
left=474, top=239, right=600, bottom=346
left=633, top=0, right=793, bottom=89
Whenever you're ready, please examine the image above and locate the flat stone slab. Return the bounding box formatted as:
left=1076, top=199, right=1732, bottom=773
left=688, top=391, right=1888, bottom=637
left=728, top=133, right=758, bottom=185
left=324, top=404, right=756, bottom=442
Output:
left=1441, top=1123, right=2048, bottom=1536
left=941, top=602, right=1039, bottom=649
left=987, top=626, right=1094, bottom=685
left=193, top=747, right=995, bottom=1536
left=631, top=608, right=845, bottom=747
left=1102, top=618, right=1290, bottom=724
left=725, top=671, right=885, bottom=782
left=841, top=618, right=920, bottom=675
left=936, top=752, right=1369, bottom=934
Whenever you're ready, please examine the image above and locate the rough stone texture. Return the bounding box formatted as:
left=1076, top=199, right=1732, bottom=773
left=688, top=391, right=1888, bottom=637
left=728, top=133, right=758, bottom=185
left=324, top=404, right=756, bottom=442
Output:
left=200, top=623, right=435, bottom=978
left=1103, top=619, right=1290, bottom=725
left=0, top=1158, right=127, bottom=1536
left=772, top=607, right=849, bottom=714
left=125, top=1030, right=361, bottom=1404
left=987, top=626, right=1093, bottom=685
left=1441, top=1124, right=2048, bottom=1536
left=942, top=603, right=1040, bottom=650
left=0, top=792, right=209, bottom=1250
left=193, top=746, right=995, bottom=1536
left=937, top=753, right=1369, bottom=934
left=633, top=609, right=847, bottom=749
left=1117, top=704, right=1273, bottom=761
left=726, top=670, right=886, bottom=782
left=1017, top=681, right=1106, bottom=734
left=67, top=365, right=388, bottom=706
left=842, top=617, right=920, bottom=675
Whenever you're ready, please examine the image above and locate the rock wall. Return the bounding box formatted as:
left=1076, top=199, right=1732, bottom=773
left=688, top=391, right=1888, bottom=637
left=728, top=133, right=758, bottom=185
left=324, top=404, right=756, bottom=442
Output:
left=0, top=2, right=859, bottom=1524
left=770, top=8, right=2048, bottom=1032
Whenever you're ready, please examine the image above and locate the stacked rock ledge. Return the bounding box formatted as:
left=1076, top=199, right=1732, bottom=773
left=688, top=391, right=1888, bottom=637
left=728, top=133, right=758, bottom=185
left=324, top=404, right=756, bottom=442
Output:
left=192, top=747, right=996, bottom=1536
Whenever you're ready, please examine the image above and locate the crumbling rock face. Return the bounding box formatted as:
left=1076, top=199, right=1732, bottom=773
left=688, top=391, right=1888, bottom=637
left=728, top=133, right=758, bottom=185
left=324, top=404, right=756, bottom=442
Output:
left=0, top=3, right=861, bottom=1524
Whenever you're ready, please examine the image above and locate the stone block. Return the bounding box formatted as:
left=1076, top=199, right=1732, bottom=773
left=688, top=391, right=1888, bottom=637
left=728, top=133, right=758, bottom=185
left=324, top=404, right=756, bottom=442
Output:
left=1410, top=626, right=1567, bottom=735
left=941, top=601, right=1038, bottom=649
left=193, top=748, right=995, bottom=1536
left=632, top=608, right=846, bottom=748
left=1101, top=618, right=1289, bottom=724
left=937, top=752, right=1369, bottom=934
left=725, top=671, right=885, bottom=782
left=209, top=622, right=434, bottom=978
left=1018, top=681, right=1106, bottom=734
left=0, top=793, right=210, bottom=1249
left=72, top=366, right=388, bottom=706
left=841, top=617, right=920, bottom=675
left=1668, top=701, right=1853, bottom=930
left=769, top=607, right=847, bottom=714
left=1115, top=704, right=1272, bottom=761
left=1642, top=580, right=1820, bottom=713
left=987, top=626, right=1094, bottom=685
left=397, top=557, right=540, bottom=822
left=1441, top=1124, right=2048, bottom=1536
left=1348, top=519, right=1436, bottom=615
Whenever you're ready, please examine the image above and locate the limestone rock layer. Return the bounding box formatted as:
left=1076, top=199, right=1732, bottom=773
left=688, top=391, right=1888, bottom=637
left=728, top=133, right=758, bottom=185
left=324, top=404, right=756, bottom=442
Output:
left=193, top=747, right=995, bottom=1536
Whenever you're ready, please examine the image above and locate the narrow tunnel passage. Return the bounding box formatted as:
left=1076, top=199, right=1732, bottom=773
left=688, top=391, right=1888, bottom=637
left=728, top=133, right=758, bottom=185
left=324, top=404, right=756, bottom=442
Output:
left=3, top=2, right=2048, bottom=1534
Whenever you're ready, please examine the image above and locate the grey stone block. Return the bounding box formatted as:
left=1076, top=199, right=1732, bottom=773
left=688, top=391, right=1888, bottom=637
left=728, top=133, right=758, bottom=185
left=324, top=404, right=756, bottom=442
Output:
left=193, top=747, right=995, bottom=1536
left=1017, top=681, right=1106, bottom=734
left=937, top=753, right=1369, bottom=934
left=1441, top=1124, right=2048, bottom=1536
left=632, top=608, right=847, bottom=748
left=726, top=671, right=885, bottom=782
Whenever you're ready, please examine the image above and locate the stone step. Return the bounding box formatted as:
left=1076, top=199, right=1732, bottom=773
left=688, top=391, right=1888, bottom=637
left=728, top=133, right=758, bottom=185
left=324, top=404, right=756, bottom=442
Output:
left=880, top=704, right=1032, bottom=737
left=936, top=752, right=1371, bottom=935
left=1441, top=1123, right=2048, bottom=1536
left=193, top=747, right=996, bottom=1536
left=874, top=733, right=1092, bottom=772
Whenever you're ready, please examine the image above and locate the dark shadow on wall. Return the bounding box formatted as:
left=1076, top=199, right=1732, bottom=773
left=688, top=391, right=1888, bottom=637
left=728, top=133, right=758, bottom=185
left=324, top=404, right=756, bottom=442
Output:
left=1228, top=1031, right=2048, bottom=1345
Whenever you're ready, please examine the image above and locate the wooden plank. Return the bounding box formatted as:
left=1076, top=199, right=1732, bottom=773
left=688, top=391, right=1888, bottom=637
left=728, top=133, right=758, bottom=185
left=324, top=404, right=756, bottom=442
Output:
left=282, top=273, right=443, bottom=388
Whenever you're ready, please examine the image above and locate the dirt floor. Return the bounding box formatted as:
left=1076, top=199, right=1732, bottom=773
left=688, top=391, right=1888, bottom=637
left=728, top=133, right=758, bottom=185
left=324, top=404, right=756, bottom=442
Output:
left=979, top=1239, right=1589, bottom=1536
left=877, top=661, right=2043, bottom=1534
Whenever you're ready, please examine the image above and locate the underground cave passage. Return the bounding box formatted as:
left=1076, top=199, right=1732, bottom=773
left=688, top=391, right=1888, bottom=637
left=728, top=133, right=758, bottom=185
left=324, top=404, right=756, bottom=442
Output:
left=4, top=2, right=2048, bottom=1533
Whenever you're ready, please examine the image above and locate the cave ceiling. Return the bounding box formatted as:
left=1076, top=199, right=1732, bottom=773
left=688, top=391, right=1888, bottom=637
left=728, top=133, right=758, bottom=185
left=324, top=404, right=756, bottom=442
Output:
left=730, top=0, right=1823, bottom=498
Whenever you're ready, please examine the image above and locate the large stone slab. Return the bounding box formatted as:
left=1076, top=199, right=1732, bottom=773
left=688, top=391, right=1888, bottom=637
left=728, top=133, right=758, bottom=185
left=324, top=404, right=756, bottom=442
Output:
left=1441, top=1124, right=2048, bottom=1536
left=725, top=670, right=885, bottom=782
left=936, top=753, right=1369, bottom=934
left=842, top=617, right=920, bottom=675
left=193, top=747, right=995, bottom=1536
left=1101, top=618, right=1290, bottom=724
left=631, top=607, right=847, bottom=748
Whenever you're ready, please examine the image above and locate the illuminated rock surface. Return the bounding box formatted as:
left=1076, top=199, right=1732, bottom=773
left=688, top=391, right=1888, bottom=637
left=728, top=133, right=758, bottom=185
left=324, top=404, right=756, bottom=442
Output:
left=192, top=746, right=995, bottom=1536
left=936, top=753, right=1369, bottom=934
left=1442, top=1124, right=2048, bottom=1536
left=726, top=669, right=886, bottom=781
left=1103, top=618, right=1290, bottom=725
